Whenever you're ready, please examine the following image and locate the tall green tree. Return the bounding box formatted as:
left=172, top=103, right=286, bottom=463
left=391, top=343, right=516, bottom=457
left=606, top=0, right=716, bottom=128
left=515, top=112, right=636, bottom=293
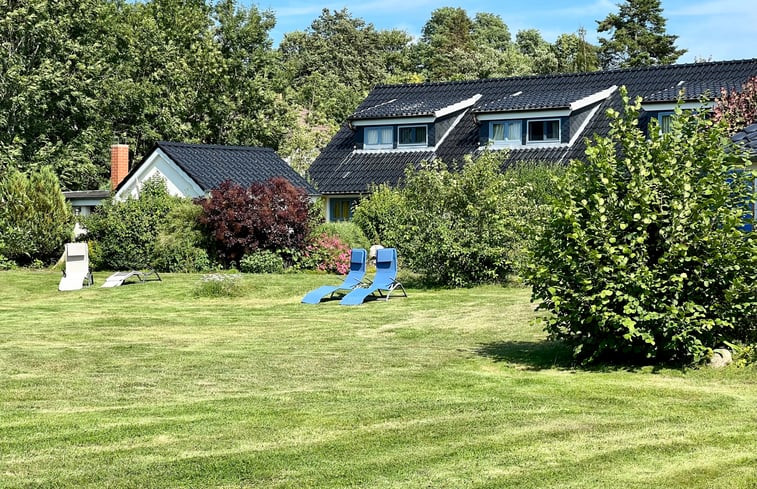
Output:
left=597, top=0, right=686, bottom=69
left=278, top=8, right=411, bottom=173
left=553, top=28, right=600, bottom=73
left=415, top=8, right=537, bottom=81
left=279, top=8, right=411, bottom=125
left=516, top=29, right=558, bottom=74
left=1, top=0, right=288, bottom=190
left=0, top=0, right=113, bottom=190
left=106, top=0, right=289, bottom=163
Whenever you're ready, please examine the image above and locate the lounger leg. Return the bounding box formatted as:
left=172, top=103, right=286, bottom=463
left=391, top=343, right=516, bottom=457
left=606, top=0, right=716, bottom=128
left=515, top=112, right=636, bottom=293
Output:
left=384, top=282, right=407, bottom=301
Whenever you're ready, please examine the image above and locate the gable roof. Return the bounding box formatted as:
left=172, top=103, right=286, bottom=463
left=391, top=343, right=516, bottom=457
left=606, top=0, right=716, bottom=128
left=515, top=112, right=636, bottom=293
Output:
left=310, top=58, right=757, bottom=195
left=117, top=142, right=317, bottom=195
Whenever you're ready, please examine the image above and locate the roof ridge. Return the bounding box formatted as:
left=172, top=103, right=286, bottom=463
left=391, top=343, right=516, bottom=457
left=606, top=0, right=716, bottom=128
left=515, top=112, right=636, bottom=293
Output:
left=371, top=58, right=757, bottom=90
left=157, top=141, right=273, bottom=152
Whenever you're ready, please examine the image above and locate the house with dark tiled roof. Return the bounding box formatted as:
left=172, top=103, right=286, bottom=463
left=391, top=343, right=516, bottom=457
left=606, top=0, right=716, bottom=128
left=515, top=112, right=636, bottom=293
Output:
left=309, top=58, right=757, bottom=221
left=732, top=123, right=757, bottom=158
left=114, top=141, right=317, bottom=201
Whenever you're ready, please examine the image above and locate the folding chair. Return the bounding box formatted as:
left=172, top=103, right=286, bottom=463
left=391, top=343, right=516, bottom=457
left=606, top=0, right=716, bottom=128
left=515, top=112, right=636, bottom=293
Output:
left=101, top=269, right=161, bottom=288
left=58, top=243, right=93, bottom=291
left=301, top=248, right=368, bottom=304
left=340, top=248, right=406, bottom=306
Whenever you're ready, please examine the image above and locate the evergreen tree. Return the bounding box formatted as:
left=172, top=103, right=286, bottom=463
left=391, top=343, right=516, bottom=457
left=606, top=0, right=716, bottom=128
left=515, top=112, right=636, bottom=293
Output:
left=597, top=0, right=686, bottom=69
left=0, top=167, right=73, bottom=264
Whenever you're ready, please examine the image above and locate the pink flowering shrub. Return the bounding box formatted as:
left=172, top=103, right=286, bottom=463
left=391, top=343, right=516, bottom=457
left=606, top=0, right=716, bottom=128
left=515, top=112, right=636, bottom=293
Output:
left=300, top=233, right=351, bottom=274
left=713, top=76, right=757, bottom=134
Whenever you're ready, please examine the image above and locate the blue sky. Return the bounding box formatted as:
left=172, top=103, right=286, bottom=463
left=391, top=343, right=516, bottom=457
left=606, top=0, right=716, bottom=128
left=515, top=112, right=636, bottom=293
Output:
left=251, top=0, right=756, bottom=63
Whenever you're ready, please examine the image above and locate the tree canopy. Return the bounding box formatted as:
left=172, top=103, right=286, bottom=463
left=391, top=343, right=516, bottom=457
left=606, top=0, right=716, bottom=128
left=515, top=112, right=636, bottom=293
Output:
left=1, top=1, right=687, bottom=190
left=597, top=0, right=686, bottom=69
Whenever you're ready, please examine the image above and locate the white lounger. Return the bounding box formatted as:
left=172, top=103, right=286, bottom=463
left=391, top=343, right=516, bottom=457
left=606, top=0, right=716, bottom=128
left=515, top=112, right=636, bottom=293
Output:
left=101, top=269, right=161, bottom=288
left=58, top=243, right=93, bottom=291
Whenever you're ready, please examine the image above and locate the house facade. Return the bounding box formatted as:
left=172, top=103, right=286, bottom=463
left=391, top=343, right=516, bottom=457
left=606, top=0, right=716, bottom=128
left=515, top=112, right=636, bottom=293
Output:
left=114, top=141, right=317, bottom=200
left=309, top=58, right=757, bottom=221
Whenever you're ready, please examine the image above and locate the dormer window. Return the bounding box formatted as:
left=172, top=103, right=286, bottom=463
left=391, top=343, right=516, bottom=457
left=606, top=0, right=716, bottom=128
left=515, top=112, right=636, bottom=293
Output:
left=527, top=119, right=560, bottom=143
left=490, top=121, right=521, bottom=145
left=364, top=126, right=393, bottom=149
left=398, top=125, right=428, bottom=147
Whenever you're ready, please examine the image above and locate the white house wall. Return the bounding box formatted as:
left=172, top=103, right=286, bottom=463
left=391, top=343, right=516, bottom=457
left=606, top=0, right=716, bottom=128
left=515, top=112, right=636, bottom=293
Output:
left=114, top=149, right=204, bottom=201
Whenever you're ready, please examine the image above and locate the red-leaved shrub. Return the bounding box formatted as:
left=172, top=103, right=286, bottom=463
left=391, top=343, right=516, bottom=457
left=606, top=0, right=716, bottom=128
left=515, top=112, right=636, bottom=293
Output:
left=198, top=178, right=312, bottom=266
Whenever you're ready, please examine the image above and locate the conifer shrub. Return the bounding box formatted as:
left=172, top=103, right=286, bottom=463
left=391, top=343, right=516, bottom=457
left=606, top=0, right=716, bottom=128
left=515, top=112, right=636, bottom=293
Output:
left=0, top=167, right=73, bottom=265
left=526, top=88, right=757, bottom=364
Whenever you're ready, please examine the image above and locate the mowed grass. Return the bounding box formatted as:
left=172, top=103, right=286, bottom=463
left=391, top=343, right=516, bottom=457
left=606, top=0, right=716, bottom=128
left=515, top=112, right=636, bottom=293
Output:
left=1, top=271, right=756, bottom=488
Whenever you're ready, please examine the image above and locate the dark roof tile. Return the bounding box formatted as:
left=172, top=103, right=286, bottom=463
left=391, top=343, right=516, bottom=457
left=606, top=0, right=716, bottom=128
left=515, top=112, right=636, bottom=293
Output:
left=118, top=142, right=317, bottom=195
left=311, top=59, right=757, bottom=195
left=732, top=123, right=757, bottom=157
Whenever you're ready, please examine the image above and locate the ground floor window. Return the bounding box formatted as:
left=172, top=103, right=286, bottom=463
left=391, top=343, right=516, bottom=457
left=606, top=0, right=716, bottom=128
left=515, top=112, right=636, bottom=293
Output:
left=329, top=198, right=357, bottom=222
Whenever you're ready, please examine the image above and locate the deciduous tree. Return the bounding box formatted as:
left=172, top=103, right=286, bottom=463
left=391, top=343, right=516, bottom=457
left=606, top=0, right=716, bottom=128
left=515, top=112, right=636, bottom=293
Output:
left=526, top=89, right=757, bottom=364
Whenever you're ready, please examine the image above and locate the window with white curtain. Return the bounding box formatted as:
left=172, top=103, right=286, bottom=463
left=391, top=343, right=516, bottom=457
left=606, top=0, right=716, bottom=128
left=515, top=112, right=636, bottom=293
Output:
left=489, top=121, right=521, bottom=145
left=658, top=112, right=673, bottom=134
left=364, top=126, right=394, bottom=149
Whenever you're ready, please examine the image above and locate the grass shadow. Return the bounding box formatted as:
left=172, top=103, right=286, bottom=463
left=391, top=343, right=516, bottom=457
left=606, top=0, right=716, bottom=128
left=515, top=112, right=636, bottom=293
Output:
left=475, top=340, right=575, bottom=371
left=476, top=340, right=680, bottom=373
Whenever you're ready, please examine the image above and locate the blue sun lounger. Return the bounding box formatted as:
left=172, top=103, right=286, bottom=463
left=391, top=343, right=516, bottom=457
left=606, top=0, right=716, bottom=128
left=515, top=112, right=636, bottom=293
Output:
left=340, top=248, right=407, bottom=306
left=301, top=248, right=368, bottom=304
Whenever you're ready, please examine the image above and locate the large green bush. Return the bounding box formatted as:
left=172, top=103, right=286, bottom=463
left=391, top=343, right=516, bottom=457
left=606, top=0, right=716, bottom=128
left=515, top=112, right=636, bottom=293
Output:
left=0, top=167, right=73, bottom=265
left=352, top=160, right=563, bottom=283
left=240, top=251, right=284, bottom=274
left=352, top=184, right=407, bottom=246
left=150, top=200, right=211, bottom=273
left=526, top=89, right=757, bottom=364
left=399, top=154, right=528, bottom=286
left=85, top=178, right=178, bottom=270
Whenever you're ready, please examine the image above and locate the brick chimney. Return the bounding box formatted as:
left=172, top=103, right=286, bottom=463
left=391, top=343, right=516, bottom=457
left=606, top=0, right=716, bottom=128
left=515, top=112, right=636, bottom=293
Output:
left=110, top=144, right=129, bottom=190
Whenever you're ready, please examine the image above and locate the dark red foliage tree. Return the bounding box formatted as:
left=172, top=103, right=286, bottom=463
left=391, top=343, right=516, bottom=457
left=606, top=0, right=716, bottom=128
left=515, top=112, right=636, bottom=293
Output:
left=198, top=178, right=312, bottom=265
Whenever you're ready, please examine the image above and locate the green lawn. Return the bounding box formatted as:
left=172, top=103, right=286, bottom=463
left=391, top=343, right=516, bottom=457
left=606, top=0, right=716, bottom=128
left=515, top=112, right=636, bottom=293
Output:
left=1, top=271, right=756, bottom=488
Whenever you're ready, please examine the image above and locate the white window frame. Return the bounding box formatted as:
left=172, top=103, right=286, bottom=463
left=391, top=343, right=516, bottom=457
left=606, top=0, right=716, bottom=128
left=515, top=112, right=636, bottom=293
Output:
left=489, top=120, right=522, bottom=146
left=527, top=118, right=561, bottom=144
left=397, top=125, right=428, bottom=147
left=364, top=126, right=394, bottom=150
